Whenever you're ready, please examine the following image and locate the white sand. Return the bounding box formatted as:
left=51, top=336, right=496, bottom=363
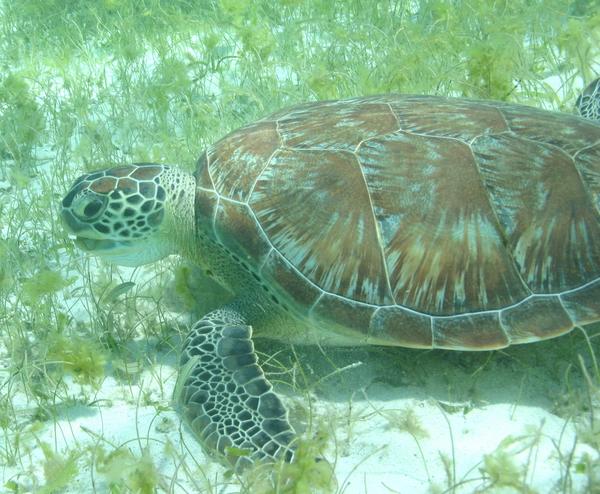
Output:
left=4, top=262, right=598, bottom=493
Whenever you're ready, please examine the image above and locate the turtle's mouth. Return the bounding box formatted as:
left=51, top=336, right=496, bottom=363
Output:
left=69, top=234, right=128, bottom=253
left=62, top=208, right=130, bottom=253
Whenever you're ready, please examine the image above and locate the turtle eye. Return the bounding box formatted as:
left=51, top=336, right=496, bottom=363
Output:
left=72, top=193, right=107, bottom=221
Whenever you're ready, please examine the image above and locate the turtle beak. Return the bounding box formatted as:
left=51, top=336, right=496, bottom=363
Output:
left=74, top=236, right=104, bottom=252
left=61, top=207, right=84, bottom=234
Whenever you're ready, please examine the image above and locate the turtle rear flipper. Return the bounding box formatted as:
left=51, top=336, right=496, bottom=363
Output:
left=175, top=308, right=295, bottom=471
left=576, top=77, right=600, bottom=121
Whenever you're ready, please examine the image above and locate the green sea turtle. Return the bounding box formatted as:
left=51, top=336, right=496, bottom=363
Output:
left=62, top=84, right=600, bottom=470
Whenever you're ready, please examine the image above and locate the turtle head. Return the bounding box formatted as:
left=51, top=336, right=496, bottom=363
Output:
left=61, top=163, right=195, bottom=267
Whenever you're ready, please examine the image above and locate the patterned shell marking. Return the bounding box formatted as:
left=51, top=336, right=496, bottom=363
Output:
left=194, top=95, right=600, bottom=350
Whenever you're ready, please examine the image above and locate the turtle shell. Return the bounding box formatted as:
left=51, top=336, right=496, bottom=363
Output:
left=194, top=95, right=600, bottom=350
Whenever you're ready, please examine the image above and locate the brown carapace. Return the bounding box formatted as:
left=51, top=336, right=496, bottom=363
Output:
left=195, top=94, right=600, bottom=350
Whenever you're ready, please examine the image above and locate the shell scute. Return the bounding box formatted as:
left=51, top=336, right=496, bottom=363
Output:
left=310, top=294, right=374, bottom=343
left=195, top=188, right=218, bottom=233
left=574, top=143, right=600, bottom=212
left=433, top=312, right=508, bottom=350
left=560, top=279, right=600, bottom=325
left=195, top=151, right=214, bottom=190
left=214, top=201, right=271, bottom=266
left=260, top=251, right=321, bottom=309
left=500, top=296, right=573, bottom=343
left=276, top=101, right=398, bottom=151
left=499, top=105, right=600, bottom=155
left=389, top=97, right=509, bottom=140
left=473, top=133, right=600, bottom=292
left=208, top=121, right=280, bottom=202
left=358, top=130, right=528, bottom=314
left=369, top=306, right=433, bottom=348
left=250, top=148, right=392, bottom=305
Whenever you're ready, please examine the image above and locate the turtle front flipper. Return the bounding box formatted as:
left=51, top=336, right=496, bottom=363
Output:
left=175, top=308, right=295, bottom=471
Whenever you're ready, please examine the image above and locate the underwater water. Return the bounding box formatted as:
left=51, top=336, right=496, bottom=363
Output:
left=1, top=0, right=600, bottom=492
